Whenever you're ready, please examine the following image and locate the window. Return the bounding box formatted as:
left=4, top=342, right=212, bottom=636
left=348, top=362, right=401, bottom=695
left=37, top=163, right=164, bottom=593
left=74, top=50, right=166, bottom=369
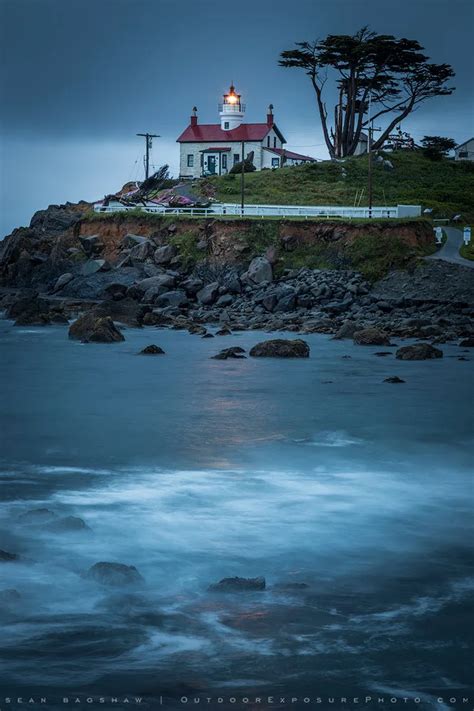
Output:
left=271, top=157, right=280, bottom=167
left=222, top=154, right=228, bottom=170
left=459, top=151, right=468, bottom=158
left=187, top=154, right=194, bottom=167
left=224, top=121, right=230, bottom=129
left=233, top=153, right=240, bottom=165
left=273, top=137, right=277, bottom=148
left=267, top=136, right=270, bottom=147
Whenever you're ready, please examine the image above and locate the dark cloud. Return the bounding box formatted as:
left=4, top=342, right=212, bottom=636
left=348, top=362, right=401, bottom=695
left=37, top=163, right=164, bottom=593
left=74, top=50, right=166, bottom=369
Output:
left=1, top=0, right=473, bottom=235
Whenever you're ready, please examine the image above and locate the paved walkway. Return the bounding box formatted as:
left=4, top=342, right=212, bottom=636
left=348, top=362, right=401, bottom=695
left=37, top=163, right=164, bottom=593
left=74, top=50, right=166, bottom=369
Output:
left=427, top=226, right=474, bottom=269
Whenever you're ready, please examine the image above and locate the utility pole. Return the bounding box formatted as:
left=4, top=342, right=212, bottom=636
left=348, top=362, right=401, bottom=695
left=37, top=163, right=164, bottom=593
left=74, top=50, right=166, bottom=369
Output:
left=136, top=132, right=160, bottom=180
left=241, top=140, right=245, bottom=215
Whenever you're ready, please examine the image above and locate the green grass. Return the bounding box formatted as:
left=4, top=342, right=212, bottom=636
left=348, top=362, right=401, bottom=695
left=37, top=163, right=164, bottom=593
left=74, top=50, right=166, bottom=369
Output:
left=460, top=241, right=474, bottom=261
left=204, top=151, right=474, bottom=223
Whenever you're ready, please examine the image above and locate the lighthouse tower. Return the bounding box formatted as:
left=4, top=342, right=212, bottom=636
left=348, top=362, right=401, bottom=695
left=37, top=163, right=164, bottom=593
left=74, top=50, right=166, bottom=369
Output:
left=219, top=84, right=245, bottom=130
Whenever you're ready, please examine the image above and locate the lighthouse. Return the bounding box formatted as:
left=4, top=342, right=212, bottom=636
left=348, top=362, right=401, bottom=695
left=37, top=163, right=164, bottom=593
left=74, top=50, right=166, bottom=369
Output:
left=219, top=84, right=245, bottom=130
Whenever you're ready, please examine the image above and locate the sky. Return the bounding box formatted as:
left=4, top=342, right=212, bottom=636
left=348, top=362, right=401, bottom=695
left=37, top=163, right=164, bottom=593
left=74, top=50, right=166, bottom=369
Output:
left=1, top=0, right=473, bottom=237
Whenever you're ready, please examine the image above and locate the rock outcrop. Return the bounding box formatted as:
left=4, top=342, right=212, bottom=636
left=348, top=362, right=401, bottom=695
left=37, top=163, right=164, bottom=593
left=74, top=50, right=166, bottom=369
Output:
left=68, top=313, right=125, bottom=343
left=249, top=339, right=310, bottom=358
left=84, top=562, right=144, bottom=586
left=395, top=343, right=443, bottom=360
left=209, top=576, right=266, bottom=592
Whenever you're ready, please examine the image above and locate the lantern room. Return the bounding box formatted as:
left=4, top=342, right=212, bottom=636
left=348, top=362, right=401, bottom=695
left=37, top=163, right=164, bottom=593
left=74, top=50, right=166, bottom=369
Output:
left=219, top=83, right=246, bottom=130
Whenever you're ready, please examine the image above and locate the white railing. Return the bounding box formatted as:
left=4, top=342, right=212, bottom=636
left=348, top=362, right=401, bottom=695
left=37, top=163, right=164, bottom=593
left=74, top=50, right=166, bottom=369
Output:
left=93, top=202, right=420, bottom=219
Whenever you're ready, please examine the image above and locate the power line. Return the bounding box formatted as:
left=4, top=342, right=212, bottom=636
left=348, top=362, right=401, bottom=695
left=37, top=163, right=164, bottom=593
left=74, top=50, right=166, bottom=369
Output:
left=136, top=133, right=160, bottom=179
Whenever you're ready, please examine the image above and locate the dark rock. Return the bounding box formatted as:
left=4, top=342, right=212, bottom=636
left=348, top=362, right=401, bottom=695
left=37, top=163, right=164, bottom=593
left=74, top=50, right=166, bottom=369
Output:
left=121, top=234, right=149, bottom=249
left=92, top=299, right=145, bottom=328
left=353, top=328, right=391, bottom=346
left=69, top=313, right=125, bottom=343
left=209, top=576, right=266, bottom=592
left=155, top=290, right=188, bottom=308
left=18, top=508, right=57, bottom=524
left=202, top=333, right=214, bottom=338
left=215, top=327, right=232, bottom=336
left=81, top=259, right=110, bottom=276
left=45, top=516, right=90, bottom=532
left=384, top=376, right=405, bottom=383
left=197, top=281, right=219, bottom=305
left=53, top=273, right=74, bottom=292
left=84, top=562, right=144, bottom=586
left=154, top=245, right=177, bottom=265
left=188, top=324, right=207, bottom=336
left=0, top=550, right=18, bottom=562
left=211, top=347, right=246, bottom=360
left=216, top=294, right=234, bottom=308
left=243, top=256, right=273, bottom=285
left=459, top=338, right=474, bottom=347
left=274, top=293, right=297, bottom=312
left=140, top=344, right=165, bottom=355
left=30, top=205, right=83, bottom=234
left=333, top=321, right=360, bottom=340
left=130, top=240, right=154, bottom=263
left=249, top=339, right=310, bottom=358
left=374, top=352, right=393, bottom=357
left=79, top=235, right=104, bottom=256
left=181, top=277, right=204, bottom=296
left=101, top=282, right=128, bottom=301
left=396, top=343, right=443, bottom=360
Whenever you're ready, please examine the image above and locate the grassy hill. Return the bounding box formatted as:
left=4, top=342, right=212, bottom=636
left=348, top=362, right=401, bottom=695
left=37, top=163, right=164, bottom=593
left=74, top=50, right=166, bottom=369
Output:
left=204, top=151, right=474, bottom=223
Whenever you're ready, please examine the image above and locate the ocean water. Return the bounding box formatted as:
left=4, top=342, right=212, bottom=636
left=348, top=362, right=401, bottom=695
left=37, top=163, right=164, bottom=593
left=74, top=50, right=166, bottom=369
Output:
left=0, top=320, right=473, bottom=710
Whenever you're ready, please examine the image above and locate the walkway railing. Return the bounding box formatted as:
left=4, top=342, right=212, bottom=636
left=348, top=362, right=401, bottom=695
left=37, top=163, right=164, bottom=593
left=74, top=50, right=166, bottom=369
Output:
left=93, top=202, right=420, bottom=219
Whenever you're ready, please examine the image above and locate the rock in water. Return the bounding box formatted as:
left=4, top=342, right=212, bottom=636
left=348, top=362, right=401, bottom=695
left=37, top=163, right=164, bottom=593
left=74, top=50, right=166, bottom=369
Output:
left=384, top=376, right=405, bottom=383
left=0, top=549, right=18, bottom=562
left=139, top=344, right=165, bottom=355
left=249, top=339, right=310, bottom=358
left=209, top=576, right=266, bottom=592
left=211, top=347, right=246, bottom=360
left=45, top=516, right=90, bottom=532
left=69, top=313, right=125, bottom=343
left=84, top=562, right=144, bottom=586
left=18, top=508, right=57, bottom=524
left=459, top=338, right=474, bottom=347
left=396, top=343, right=443, bottom=360
left=353, top=328, right=391, bottom=346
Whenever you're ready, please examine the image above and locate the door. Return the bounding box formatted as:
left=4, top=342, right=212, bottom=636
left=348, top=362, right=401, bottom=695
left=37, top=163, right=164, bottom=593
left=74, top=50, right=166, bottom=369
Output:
left=207, top=155, right=216, bottom=174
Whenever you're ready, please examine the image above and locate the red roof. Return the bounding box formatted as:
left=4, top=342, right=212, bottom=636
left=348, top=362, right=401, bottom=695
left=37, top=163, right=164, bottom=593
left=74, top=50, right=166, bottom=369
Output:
left=265, top=147, right=316, bottom=162
left=177, top=122, right=286, bottom=143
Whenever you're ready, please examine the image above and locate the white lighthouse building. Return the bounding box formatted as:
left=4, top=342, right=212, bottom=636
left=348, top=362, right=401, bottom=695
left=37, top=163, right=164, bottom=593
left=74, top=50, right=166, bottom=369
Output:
left=176, top=84, right=316, bottom=179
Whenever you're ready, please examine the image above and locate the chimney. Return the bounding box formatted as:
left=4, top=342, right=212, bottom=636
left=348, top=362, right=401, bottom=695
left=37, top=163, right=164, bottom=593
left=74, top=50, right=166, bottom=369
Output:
left=267, top=103, right=274, bottom=126
left=190, top=106, right=198, bottom=127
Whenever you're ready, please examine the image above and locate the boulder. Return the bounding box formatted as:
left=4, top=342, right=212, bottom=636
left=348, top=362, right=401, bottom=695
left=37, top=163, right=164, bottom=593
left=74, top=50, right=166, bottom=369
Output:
left=18, top=508, right=57, bottom=524
left=211, top=347, right=246, bottom=360
left=216, top=294, right=234, bottom=308
left=45, top=516, right=90, bottom=532
left=92, top=299, right=145, bottom=328
left=134, top=275, right=176, bottom=296
left=100, top=283, right=128, bottom=301
left=121, top=234, right=148, bottom=249
left=249, top=339, right=310, bottom=358
left=209, top=576, right=266, bottom=592
left=353, top=328, right=391, bottom=346
left=155, top=290, right=188, bottom=308
left=69, top=313, right=125, bottom=343
left=139, top=344, right=165, bottom=355
left=7, top=294, right=52, bottom=326
left=130, top=240, right=154, bottom=262
left=53, top=273, right=74, bottom=292
left=197, top=281, right=220, bottom=305
left=384, top=376, right=405, bottom=383
left=243, top=256, right=273, bottom=285
left=396, top=343, right=443, bottom=360
left=0, top=550, right=18, bottom=562
left=459, top=338, right=474, bottom=347
left=154, top=244, right=177, bottom=265
left=333, top=321, right=360, bottom=340
left=215, top=327, right=232, bottom=336
left=79, top=235, right=104, bottom=256
left=84, top=562, right=144, bottom=586
left=181, top=277, right=204, bottom=296
left=81, top=259, right=110, bottom=276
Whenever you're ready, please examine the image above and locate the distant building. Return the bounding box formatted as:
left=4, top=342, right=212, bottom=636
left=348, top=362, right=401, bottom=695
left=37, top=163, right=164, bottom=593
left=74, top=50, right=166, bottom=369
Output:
left=454, top=137, right=474, bottom=161
left=353, top=131, right=369, bottom=155
left=176, top=84, right=317, bottom=178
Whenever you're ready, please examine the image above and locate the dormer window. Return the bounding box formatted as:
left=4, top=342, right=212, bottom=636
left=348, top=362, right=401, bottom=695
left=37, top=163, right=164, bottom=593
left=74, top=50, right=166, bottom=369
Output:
left=224, top=121, right=229, bottom=130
